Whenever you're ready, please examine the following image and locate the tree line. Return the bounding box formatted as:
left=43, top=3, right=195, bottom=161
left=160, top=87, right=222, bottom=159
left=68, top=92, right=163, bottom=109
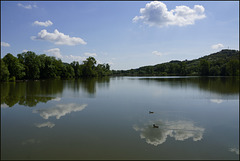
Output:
left=112, top=49, right=239, bottom=76
left=0, top=51, right=112, bottom=82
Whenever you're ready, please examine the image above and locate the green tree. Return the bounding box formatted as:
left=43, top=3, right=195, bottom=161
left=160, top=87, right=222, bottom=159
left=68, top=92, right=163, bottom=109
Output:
left=226, top=59, right=239, bottom=76
left=3, top=53, right=25, bottom=80
left=0, top=59, right=10, bottom=81
left=209, top=65, right=220, bottom=76
left=180, top=62, right=187, bottom=75
left=71, top=61, right=83, bottom=78
left=17, top=51, right=41, bottom=79
left=82, top=57, right=97, bottom=77
left=66, top=64, right=75, bottom=78
left=199, top=59, right=209, bottom=76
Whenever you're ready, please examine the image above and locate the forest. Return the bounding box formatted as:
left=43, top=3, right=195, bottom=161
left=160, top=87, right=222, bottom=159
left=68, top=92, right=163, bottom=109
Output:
left=112, top=49, right=239, bottom=76
left=0, top=51, right=112, bottom=81
left=0, top=49, right=239, bottom=82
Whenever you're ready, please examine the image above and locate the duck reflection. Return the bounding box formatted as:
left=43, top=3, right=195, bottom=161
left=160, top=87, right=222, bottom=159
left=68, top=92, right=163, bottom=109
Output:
left=133, top=120, right=204, bottom=146
left=33, top=103, right=87, bottom=119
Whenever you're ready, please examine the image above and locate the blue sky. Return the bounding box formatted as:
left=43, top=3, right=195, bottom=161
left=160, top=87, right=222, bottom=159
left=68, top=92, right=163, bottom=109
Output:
left=1, top=1, right=239, bottom=70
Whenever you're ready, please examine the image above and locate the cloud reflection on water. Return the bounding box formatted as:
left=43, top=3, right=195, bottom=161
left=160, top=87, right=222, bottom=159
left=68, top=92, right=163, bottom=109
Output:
left=35, top=121, right=55, bottom=128
left=22, top=138, right=40, bottom=145
left=229, top=148, right=239, bottom=155
left=1, top=103, right=9, bottom=108
left=210, top=99, right=224, bottom=104
left=52, top=97, right=61, bottom=101
left=133, top=120, right=204, bottom=146
left=33, top=103, right=87, bottom=119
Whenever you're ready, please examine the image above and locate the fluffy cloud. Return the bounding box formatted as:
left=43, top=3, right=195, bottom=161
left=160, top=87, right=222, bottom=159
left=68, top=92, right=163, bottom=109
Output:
left=84, top=52, right=97, bottom=57
left=133, top=1, right=206, bottom=27
left=211, top=43, right=224, bottom=50
left=18, top=3, right=37, bottom=9
left=31, top=29, right=87, bottom=46
left=1, top=42, right=10, bottom=47
left=33, top=20, right=53, bottom=27
left=152, top=51, right=163, bottom=56
left=45, top=48, right=63, bottom=59
left=133, top=120, right=204, bottom=146
left=22, top=49, right=29, bottom=52
left=65, top=55, right=85, bottom=62
left=33, top=103, right=87, bottom=119
left=35, top=121, right=55, bottom=128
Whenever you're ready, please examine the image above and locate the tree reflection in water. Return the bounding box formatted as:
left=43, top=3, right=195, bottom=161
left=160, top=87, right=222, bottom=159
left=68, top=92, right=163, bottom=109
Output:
left=1, top=77, right=110, bottom=107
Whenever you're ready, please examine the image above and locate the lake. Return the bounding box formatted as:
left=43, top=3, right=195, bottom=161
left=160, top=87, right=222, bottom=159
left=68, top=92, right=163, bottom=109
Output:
left=1, top=76, right=239, bottom=160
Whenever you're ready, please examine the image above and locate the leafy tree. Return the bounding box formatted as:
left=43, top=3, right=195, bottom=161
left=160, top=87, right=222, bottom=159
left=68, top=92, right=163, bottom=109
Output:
left=199, top=59, right=209, bottom=76
left=209, top=65, right=220, bottom=76
left=71, top=61, right=82, bottom=78
left=82, top=57, right=97, bottom=77
left=226, top=59, right=239, bottom=76
left=18, top=51, right=41, bottom=79
left=3, top=53, right=25, bottom=80
left=66, top=64, right=75, bottom=78
left=0, top=59, right=10, bottom=81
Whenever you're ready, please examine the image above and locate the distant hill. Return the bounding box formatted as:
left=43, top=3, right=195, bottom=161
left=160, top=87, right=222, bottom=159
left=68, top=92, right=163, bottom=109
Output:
left=112, top=49, right=239, bottom=76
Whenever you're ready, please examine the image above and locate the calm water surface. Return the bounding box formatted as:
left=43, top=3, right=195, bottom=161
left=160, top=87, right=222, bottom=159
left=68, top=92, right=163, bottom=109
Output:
left=1, top=76, right=239, bottom=160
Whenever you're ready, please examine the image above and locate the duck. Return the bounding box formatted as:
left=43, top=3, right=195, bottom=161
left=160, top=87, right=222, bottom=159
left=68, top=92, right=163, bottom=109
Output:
left=149, top=111, right=154, bottom=114
left=153, top=124, right=159, bottom=128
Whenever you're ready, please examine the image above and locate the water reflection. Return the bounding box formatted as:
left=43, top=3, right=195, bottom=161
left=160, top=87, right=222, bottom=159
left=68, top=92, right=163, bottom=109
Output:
left=229, top=148, right=239, bottom=155
left=33, top=103, right=87, bottom=119
left=140, top=77, right=239, bottom=96
left=133, top=120, right=205, bottom=146
left=64, top=77, right=110, bottom=97
left=210, top=99, right=224, bottom=104
left=52, top=97, right=61, bottom=101
left=35, top=121, right=55, bottom=128
left=22, top=138, right=40, bottom=145
left=1, top=103, right=8, bottom=108
left=1, top=77, right=110, bottom=107
left=1, top=80, right=64, bottom=107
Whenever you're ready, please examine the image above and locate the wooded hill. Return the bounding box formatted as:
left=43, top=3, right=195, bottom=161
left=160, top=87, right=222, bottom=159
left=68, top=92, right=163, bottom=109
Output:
left=112, top=49, right=239, bottom=76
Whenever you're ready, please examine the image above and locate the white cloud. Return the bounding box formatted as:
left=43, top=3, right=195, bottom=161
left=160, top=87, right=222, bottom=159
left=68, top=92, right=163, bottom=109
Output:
left=45, top=48, right=63, bottom=59
left=35, top=121, right=55, bottom=128
left=33, top=103, right=87, bottom=119
left=33, top=20, right=53, bottom=27
left=64, top=55, right=85, bottom=62
left=152, top=51, right=163, bottom=56
left=22, top=49, right=29, bottom=52
left=133, top=1, right=206, bottom=27
left=210, top=99, right=223, bottom=104
left=18, top=3, right=37, bottom=9
left=229, top=148, right=239, bottom=155
left=84, top=52, right=97, bottom=57
left=133, top=120, right=204, bottom=146
left=211, top=43, right=224, bottom=50
left=1, top=42, right=10, bottom=47
left=31, top=29, right=87, bottom=46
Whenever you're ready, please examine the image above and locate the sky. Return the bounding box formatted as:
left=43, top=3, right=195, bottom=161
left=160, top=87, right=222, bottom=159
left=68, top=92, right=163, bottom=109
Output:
left=1, top=1, right=239, bottom=70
